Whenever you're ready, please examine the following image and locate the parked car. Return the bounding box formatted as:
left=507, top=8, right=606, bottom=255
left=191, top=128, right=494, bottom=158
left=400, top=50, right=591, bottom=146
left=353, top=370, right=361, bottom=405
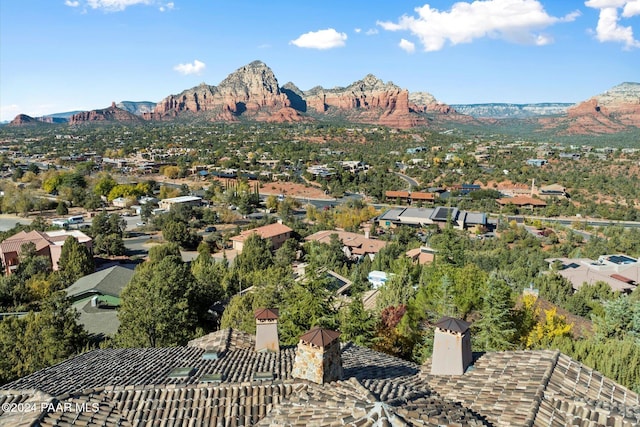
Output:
left=204, top=226, right=217, bottom=232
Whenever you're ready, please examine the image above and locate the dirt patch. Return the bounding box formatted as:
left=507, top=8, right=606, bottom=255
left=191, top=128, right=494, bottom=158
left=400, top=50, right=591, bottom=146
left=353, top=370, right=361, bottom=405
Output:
left=256, top=181, right=332, bottom=200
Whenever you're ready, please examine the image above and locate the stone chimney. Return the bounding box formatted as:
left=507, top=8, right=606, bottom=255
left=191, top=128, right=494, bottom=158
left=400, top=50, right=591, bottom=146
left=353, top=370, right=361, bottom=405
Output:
left=254, top=308, right=279, bottom=352
left=430, top=316, right=472, bottom=376
left=291, top=327, right=342, bottom=384
left=111, top=101, right=116, bottom=108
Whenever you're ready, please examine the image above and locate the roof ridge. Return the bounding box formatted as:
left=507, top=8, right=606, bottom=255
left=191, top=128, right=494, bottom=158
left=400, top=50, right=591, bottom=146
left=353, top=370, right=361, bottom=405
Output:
left=527, top=349, right=561, bottom=427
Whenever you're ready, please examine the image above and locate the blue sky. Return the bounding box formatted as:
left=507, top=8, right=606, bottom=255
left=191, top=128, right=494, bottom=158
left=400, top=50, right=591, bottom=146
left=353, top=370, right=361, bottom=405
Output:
left=1, top=0, right=639, bottom=121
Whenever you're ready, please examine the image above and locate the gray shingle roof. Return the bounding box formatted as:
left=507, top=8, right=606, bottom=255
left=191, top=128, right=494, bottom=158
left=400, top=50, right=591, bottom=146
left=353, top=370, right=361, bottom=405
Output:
left=65, top=265, right=135, bottom=299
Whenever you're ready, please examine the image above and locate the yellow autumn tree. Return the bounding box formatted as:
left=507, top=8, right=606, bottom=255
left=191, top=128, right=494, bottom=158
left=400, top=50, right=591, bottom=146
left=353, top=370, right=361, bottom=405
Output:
left=526, top=306, right=573, bottom=349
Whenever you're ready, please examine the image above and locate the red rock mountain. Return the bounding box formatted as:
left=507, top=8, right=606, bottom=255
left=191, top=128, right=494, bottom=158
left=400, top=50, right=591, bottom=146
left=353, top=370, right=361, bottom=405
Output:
left=153, top=61, right=291, bottom=121
left=152, top=61, right=449, bottom=128
left=8, top=114, right=39, bottom=126
left=69, top=102, right=144, bottom=125
left=301, top=74, right=431, bottom=128
left=540, top=82, right=640, bottom=135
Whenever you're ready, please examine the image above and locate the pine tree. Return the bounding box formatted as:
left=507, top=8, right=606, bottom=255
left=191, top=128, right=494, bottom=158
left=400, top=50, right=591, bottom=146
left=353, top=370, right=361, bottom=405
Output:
left=473, top=273, right=516, bottom=351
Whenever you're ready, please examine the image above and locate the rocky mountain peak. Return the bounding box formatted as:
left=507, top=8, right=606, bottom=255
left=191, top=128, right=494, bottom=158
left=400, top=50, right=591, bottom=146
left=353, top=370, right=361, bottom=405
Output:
left=218, top=61, right=281, bottom=97
left=596, top=82, right=640, bottom=106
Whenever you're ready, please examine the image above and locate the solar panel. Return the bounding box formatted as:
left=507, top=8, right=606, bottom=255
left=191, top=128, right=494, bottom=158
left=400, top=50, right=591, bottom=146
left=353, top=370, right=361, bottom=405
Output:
left=608, top=255, right=636, bottom=265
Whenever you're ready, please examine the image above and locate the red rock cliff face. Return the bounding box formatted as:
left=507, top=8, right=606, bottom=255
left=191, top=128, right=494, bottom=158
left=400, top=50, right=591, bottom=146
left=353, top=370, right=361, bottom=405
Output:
left=151, top=61, right=456, bottom=127
left=69, top=102, right=143, bottom=125
left=8, top=114, right=38, bottom=126
left=303, top=75, right=429, bottom=128
left=154, top=61, right=290, bottom=119
left=547, top=83, right=640, bottom=135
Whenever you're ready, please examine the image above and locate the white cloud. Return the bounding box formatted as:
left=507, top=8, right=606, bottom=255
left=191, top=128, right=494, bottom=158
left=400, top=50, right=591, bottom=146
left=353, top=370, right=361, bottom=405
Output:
left=585, top=0, right=640, bottom=48
left=159, top=2, right=173, bottom=12
left=354, top=28, right=362, bottom=33
left=377, top=0, right=579, bottom=51
left=85, top=0, right=153, bottom=12
left=173, top=59, right=206, bottom=75
left=0, top=104, right=21, bottom=122
left=290, top=28, right=347, bottom=49
left=365, top=28, right=379, bottom=35
left=65, top=0, right=80, bottom=6
left=623, top=0, right=640, bottom=16
left=399, top=38, right=416, bottom=53
left=535, top=34, right=554, bottom=45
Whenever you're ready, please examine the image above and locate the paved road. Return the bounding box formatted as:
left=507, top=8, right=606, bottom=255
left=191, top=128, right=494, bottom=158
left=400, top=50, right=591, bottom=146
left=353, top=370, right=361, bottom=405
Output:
left=0, top=216, right=32, bottom=231
left=394, top=172, right=419, bottom=190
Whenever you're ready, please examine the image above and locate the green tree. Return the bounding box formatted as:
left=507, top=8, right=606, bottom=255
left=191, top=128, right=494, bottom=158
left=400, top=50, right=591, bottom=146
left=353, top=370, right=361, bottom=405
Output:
left=592, top=296, right=640, bottom=341
left=115, top=255, right=197, bottom=347
left=56, top=201, right=69, bottom=216
left=190, top=248, right=226, bottom=328
left=375, top=260, right=415, bottom=311
left=473, top=273, right=516, bottom=351
left=162, top=219, right=201, bottom=250
left=0, top=292, right=87, bottom=383
left=339, top=294, right=376, bottom=346
left=279, top=268, right=337, bottom=345
left=233, top=233, right=274, bottom=276
left=91, top=212, right=126, bottom=256
left=93, top=174, right=117, bottom=197
left=57, top=236, right=94, bottom=285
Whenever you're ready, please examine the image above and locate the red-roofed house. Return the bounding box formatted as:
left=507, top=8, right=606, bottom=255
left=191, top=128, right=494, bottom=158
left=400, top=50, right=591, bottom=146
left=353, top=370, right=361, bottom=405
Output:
left=0, top=229, right=92, bottom=274
left=230, top=222, right=293, bottom=252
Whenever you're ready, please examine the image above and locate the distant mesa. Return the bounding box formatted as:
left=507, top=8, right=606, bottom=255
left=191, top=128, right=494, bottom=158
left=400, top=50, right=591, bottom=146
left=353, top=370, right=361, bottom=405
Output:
left=68, top=102, right=145, bottom=125
left=9, top=114, right=39, bottom=126
left=540, top=82, right=640, bottom=135
left=5, top=61, right=640, bottom=133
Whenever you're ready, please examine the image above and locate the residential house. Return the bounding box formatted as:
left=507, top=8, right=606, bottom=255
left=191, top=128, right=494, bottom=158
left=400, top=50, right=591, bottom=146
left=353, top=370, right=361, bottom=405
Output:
left=384, top=190, right=437, bottom=205
left=377, top=206, right=487, bottom=231
left=65, top=265, right=136, bottom=337
left=158, top=195, right=202, bottom=210
left=0, top=229, right=92, bottom=275
left=230, top=222, right=293, bottom=252
left=405, top=246, right=436, bottom=265
left=545, top=254, right=639, bottom=293
left=526, top=158, right=548, bottom=167
left=305, top=230, right=387, bottom=261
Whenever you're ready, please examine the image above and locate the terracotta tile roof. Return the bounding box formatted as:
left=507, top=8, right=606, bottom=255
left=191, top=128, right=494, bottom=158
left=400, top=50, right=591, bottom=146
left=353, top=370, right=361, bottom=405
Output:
left=298, top=327, right=340, bottom=348
left=385, top=190, right=410, bottom=198
left=255, top=308, right=279, bottom=320
left=230, top=222, right=293, bottom=243
left=0, top=230, right=52, bottom=253
left=2, top=329, right=639, bottom=427
left=410, top=191, right=436, bottom=200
